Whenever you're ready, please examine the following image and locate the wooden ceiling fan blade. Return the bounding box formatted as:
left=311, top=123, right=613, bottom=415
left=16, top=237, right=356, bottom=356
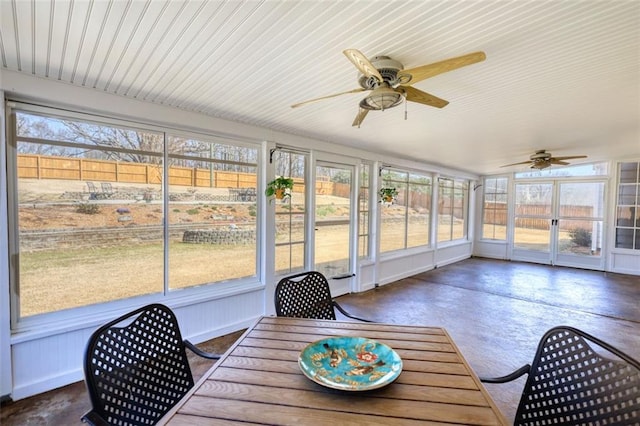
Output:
left=500, top=160, right=533, bottom=168
left=549, top=159, right=570, bottom=165
left=352, top=108, right=369, bottom=127
left=402, top=51, right=486, bottom=85
left=401, top=86, right=449, bottom=108
left=343, top=49, right=384, bottom=82
left=291, top=88, right=366, bottom=108
left=551, top=155, right=588, bottom=161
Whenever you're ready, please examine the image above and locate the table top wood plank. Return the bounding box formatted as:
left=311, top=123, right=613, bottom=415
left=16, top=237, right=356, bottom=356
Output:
left=178, top=395, right=496, bottom=426
left=223, top=351, right=470, bottom=376
left=243, top=331, right=457, bottom=353
left=258, top=316, right=447, bottom=335
left=253, top=320, right=449, bottom=339
left=160, top=317, right=508, bottom=425
left=210, top=365, right=479, bottom=390
left=232, top=343, right=462, bottom=363
left=167, top=414, right=263, bottom=426
left=254, top=322, right=450, bottom=343
left=199, top=378, right=492, bottom=407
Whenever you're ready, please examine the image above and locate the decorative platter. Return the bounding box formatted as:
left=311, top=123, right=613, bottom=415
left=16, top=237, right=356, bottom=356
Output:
left=298, top=336, right=403, bottom=391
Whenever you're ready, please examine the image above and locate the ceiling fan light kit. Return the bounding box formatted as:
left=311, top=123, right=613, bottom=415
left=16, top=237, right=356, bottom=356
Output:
left=359, top=85, right=404, bottom=110
left=291, top=49, right=486, bottom=127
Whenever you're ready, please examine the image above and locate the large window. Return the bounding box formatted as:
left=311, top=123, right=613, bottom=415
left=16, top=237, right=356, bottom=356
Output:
left=615, top=162, right=640, bottom=250
left=482, top=177, right=508, bottom=240
left=379, top=169, right=432, bottom=253
left=438, top=178, right=469, bottom=243
left=9, top=106, right=259, bottom=320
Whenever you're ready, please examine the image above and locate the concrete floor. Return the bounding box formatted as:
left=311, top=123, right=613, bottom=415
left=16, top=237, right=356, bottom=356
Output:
left=1, top=258, right=638, bottom=425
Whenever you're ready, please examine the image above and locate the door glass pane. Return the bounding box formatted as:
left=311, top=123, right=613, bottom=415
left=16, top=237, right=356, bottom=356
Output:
left=559, top=182, right=605, bottom=218
left=514, top=183, right=553, bottom=251
left=315, top=165, right=351, bottom=277
left=274, top=151, right=306, bottom=275
left=379, top=169, right=408, bottom=252
left=557, top=182, right=604, bottom=257
left=558, top=220, right=603, bottom=256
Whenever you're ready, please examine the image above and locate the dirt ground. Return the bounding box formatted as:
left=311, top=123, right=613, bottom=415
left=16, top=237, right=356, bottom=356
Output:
left=18, top=179, right=258, bottom=229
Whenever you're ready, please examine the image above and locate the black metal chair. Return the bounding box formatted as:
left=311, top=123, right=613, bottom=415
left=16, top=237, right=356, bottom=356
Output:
left=480, top=326, right=640, bottom=425
left=274, top=271, right=373, bottom=322
left=81, top=303, right=221, bottom=426
left=86, top=181, right=100, bottom=200
left=100, top=182, right=115, bottom=198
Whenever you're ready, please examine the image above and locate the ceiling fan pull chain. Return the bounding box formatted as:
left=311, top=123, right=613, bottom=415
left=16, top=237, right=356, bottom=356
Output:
left=404, top=95, right=408, bottom=120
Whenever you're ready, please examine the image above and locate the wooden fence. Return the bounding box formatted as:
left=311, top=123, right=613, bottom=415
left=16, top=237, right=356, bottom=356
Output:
left=485, top=202, right=595, bottom=230
left=17, top=154, right=326, bottom=193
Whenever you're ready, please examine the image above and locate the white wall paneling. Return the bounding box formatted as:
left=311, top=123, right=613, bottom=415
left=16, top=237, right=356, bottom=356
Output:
left=9, top=288, right=262, bottom=400
left=435, top=242, right=473, bottom=268
left=378, top=249, right=436, bottom=287
left=473, top=241, right=510, bottom=260
left=610, top=252, right=640, bottom=276
left=358, top=262, right=376, bottom=292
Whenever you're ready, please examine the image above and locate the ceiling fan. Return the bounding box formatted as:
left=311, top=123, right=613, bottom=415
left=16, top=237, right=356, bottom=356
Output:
left=500, top=150, right=588, bottom=170
left=291, top=49, right=486, bottom=127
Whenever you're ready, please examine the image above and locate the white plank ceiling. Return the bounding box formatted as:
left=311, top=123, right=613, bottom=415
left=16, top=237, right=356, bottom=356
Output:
left=1, top=0, right=638, bottom=175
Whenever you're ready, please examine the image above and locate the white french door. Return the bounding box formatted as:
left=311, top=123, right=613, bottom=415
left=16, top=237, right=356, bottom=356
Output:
left=512, top=180, right=606, bottom=270
left=314, top=161, right=356, bottom=296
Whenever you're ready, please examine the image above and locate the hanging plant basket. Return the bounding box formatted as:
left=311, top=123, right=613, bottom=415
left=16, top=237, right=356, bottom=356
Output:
left=265, top=176, right=294, bottom=202
left=378, top=187, right=398, bottom=204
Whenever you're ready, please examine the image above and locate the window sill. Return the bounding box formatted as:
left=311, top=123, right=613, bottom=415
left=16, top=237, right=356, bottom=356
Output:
left=11, top=278, right=264, bottom=343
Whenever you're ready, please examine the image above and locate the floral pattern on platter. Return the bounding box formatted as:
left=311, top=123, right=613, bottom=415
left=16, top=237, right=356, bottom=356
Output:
left=298, top=336, right=403, bottom=391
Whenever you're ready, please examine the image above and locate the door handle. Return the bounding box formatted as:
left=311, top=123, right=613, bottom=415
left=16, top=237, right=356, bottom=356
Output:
left=332, top=273, right=355, bottom=280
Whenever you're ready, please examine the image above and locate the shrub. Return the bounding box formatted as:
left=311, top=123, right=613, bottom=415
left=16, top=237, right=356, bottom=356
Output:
left=317, top=205, right=336, bottom=217
left=569, top=228, right=591, bottom=247
left=186, top=208, right=200, bottom=215
left=76, top=203, right=100, bottom=215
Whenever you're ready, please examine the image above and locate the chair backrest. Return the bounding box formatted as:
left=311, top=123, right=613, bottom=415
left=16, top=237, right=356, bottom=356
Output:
left=83, top=304, right=195, bottom=425
left=515, top=326, right=640, bottom=425
left=101, top=182, right=113, bottom=193
left=274, top=271, right=337, bottom=320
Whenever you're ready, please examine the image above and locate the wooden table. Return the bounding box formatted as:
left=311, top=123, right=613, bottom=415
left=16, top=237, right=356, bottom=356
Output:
left=160, top=316, right=508, bottom=425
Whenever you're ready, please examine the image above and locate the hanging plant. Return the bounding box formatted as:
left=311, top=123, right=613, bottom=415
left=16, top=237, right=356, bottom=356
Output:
left=378, top=187, right=398, bottom=204
left=265, top=176, right=294, bottom=202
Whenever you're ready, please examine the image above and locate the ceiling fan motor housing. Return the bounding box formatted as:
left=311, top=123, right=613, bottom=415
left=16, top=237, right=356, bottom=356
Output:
left=530, top=150, right=551, bottom=160
left=358, top=56, right=405, bottom=89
